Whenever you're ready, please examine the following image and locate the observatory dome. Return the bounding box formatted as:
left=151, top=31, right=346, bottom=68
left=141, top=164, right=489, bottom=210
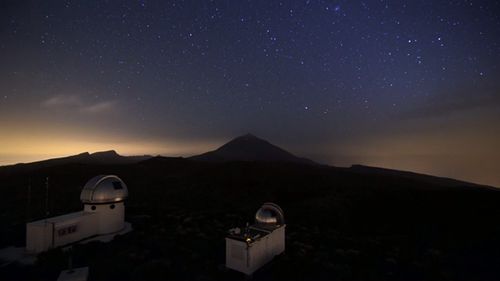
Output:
left=80, top=175, right=128, bottom=204
left=255, top=202, right=285, bottom=225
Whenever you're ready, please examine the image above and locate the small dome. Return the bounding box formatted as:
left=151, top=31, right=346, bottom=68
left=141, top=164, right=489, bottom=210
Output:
left=255, top=202, right=285, bottom=225
left=80, top=175, right=128, bottom=204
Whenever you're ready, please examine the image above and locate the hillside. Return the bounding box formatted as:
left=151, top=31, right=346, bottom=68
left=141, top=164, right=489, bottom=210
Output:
left=0, top=139, right=499, bottom=280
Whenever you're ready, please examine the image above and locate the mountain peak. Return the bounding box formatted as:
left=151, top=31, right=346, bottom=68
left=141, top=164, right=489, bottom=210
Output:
left=222, top=134, right=269, bottom=147
left=90, top=150, right=120, bottom=157
left=189, top=134, right=317, bottom=165
left=239, top=133, right=258, bottom=139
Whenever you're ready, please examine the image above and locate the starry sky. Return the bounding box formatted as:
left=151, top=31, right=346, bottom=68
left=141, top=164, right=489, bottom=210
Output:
left=1, top=1, right=500, bottom=186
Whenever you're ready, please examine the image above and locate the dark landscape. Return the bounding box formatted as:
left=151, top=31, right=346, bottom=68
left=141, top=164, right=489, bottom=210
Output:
left=1, top=135, right=500, bottom=280
left=2, top=1, right=500, bottom=280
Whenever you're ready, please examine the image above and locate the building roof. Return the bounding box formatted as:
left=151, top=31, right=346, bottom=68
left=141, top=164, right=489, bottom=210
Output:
left=255, top=202, right=285, bottom=225
left=27, top=211, right=95, bottom=226
left=80, top=175, right=128, bottom=204
left=227, top=227, right=270, bottom=243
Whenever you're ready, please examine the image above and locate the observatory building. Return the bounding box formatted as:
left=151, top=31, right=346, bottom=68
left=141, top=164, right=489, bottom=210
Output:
left=26, top=175, right=130, bottom=254
left=225, top=202, right=286, bottom=275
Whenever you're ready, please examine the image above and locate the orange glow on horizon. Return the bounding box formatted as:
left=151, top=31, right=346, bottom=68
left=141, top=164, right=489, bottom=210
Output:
left=0, top=126, right=220, bottom=165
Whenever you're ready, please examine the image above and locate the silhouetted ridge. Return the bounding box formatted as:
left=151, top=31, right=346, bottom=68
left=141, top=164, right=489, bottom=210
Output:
left=189, top=134, right=317, bottom=165
left=90, top=150, right=119, bottom=157
left=349, top=164, right=492, bottom=189
left=0, top=150, right=152, bottom=174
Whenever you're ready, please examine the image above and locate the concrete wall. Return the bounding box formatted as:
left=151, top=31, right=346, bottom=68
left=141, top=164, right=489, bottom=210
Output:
left=225, top=238, right=251, bottom=274
left=83, top=202, right=125, bottom=234
left=53, top=214, right=96, bottom=248
left=269, top=225, right=285, bottom=256
left=26, top=222, right=53, bottom=254
left=26, top=213, right=96, bottom=254
left=26, top=202, right=125, bottom=254
left=247, top=234, right=272, bottom=274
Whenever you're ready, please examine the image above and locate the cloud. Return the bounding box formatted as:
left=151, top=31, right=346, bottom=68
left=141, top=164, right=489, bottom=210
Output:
left=394, top=73, right=500, bottom=121
left=41, top=95, right=117, bottom=114
left=80, top=101, right=116, bottom=113
left=397, top=93, right=500, bottom=120
left=42, top=95, right=83, bottom=107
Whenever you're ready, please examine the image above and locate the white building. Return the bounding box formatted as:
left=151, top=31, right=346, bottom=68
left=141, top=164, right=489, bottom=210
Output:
left=225, top=202, right=286, bottom=275
left=26, top=175, right=130, bottom=254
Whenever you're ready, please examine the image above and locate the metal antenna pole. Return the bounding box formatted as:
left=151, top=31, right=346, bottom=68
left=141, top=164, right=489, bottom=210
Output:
left=26, top=178, right=31, bottom=222
left=68, top=246, right=74, bottom=272
left=45, top=176, right=50, bottom=217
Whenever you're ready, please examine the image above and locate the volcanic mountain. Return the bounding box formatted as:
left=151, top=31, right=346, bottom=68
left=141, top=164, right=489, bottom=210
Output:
left=189, top=134, right=317, bottom=165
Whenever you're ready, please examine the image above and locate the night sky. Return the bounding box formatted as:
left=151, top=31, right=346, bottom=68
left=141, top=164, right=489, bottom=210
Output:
left=1, top=1, right=499, bottom=186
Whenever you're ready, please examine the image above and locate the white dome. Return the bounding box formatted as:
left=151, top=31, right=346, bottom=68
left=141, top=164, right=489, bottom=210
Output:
left=80, top=175, right=128, bottom=204
left=255, top=202, right=285, bottom=225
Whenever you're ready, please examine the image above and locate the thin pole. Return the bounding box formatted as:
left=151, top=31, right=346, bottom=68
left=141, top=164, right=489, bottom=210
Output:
left=68, top=246, right=73, bottom=272
left=45, top=177, right=50, bottom=217
left=26, top=178, right=31, bottom=222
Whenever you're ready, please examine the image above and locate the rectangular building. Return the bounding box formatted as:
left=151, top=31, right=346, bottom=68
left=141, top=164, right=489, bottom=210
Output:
left=26, top=212, right=96, bottom=253
left=225, top=224, right=285, bottom=275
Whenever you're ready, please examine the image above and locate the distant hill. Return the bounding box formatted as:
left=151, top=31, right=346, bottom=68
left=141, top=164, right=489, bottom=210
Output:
left=348, top=164, right=494, bottom=190
left=86, top=150, right=152, bottom=165
left=189, top=134, right=318, bottom=165
left=0, top=150, right=152, bottom=175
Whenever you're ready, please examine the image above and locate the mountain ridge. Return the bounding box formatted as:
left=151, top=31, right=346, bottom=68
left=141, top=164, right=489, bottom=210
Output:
left=349, top=164, right=495, bottom=190
left=0, top=135, right=496, bottom=189
left=0, top=150, right=152, bottom=174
